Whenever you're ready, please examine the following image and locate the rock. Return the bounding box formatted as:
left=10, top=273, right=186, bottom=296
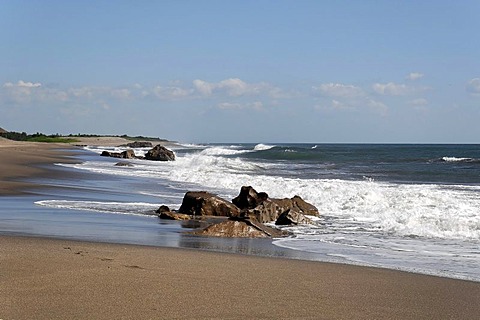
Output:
left=144, top=144, right=175, bottom=161
left=275, top=208, right=312, bottom=225
left=233, top=186, right=319, bottom=224
left=232, top=186, right=268, bottom=209
left=192, top=218, right=290, bottom=238
left=163, top=187, right=318, bottom=238
left=125, top=141, right=153, bottom=148
left=101, top=151, right=115, bottom=157
left=156, top=205, right=171, bottom=214
left=289, top=195, right=319, bottom=217
left=178, top=191, right=240, bottom=217
left=156, top=205, right=191, bottom=220
left=193, top=220, right=269, bottom=238
left=101, top=149, right=136, bottom=159
left=114, top=162, right=133, bottom=167
left=244, top=199, right=284, bottom=223
left=160, top=212, right=191, bottom=220
left=121, top=149, right=136, bottom=159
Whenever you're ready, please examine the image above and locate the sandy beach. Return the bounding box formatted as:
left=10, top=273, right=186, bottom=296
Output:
left=2, top=235, right=480, bottom=320
left=0, top=137, right=79, bottom=195
left=0, top=136, right=165, bottom=195
left=1, top=138, right=480, bottom=319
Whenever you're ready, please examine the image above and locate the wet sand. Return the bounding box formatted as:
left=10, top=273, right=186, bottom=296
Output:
left=1, top=138, right=480, bottom=319
left=0, top=136, right=162, bottom=195
left=0, top=137, right=79, bottom=195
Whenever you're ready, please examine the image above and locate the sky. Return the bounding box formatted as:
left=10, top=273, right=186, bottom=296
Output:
left=1, top=0, right=479, bottom=143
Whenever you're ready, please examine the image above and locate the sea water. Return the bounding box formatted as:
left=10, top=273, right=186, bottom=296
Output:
left=34, top=143, right=480, bottom=281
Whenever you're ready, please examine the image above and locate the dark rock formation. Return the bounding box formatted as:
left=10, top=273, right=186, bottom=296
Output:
left=114, top=162, right=133, bottom=167
left=232, top=186, right=268, bottom=209
left=191, top=219, right=289, bottom=238
left=193, top=220, right=268, bottom=238
left=158, top=186, right=319, bottom=238
left=124, top=141, right=153, bottom=148
left=144, top=144, right=175, bottom=161
left=242, top=199, right=283, bottom=223
left=101, top=149, right=136, bottom=159
left=232, top=187, right=320, bottom=223
left=122, top=149, right=136, bottom=159
left=156, top=205, right=191, bottom=220
left=100, top=144, right=174, bottom=162
left=275, top=208, right=312, bottom=225
left=178, top=191, right=240, bottom=217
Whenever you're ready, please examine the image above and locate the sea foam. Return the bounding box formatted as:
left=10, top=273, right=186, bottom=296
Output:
left=65, top=145, right=480, bottom=241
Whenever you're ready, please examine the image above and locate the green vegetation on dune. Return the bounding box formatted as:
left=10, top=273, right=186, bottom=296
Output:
left=0, top=131, right=79, bottom=143
left=26, top=136, right=79, bottom=143
left=0, top=131, right=169, bottom=143
left=67, top=133, right=169, bottom=142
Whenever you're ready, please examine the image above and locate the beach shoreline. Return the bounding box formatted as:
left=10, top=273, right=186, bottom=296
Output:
left=0, top=137, right=81, bottom=195
left=1, top=138, right=480, bottom=319
left=2, top=235, right=480, bottom=319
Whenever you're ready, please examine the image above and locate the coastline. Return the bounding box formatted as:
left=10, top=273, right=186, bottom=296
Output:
left=1, top=138, right=480, bottom=318
left=0, top=137, right=80, bottom=195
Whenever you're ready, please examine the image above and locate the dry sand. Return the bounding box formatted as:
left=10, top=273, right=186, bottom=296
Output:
left=1, top=138, right=480, bottom=319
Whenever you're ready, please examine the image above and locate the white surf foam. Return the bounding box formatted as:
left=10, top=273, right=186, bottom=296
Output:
left=253, top=143, right=275, bottom=151
left=69, top=145, right=480, bottom=241
left=442, top=156, right=473, bottom=162
left=35, top=200, right=161, bottom=217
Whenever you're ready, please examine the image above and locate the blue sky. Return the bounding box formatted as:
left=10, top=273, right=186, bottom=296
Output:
left=1, top=1, right=479, bottom=143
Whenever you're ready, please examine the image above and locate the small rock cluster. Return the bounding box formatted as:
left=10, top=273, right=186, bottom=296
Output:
left=157, top=186, right=319, bottom=238
left=100, top=143, right=175, bottom=161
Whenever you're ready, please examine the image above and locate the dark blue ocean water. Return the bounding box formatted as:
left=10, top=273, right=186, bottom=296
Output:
left=223, top=143, right=480, bottom=184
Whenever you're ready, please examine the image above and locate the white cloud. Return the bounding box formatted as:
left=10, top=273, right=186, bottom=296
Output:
left=193, top=79, right=215, bottom=96
left=111, top=88, right=131, bottom=100
left=3, top=80, right=42, bottom=88
left=218, top=78, right=249, bottom=96
left=372, top=82, right=410, bottom=95
left=193, top=78, right=280, bottom=98
left=406, top=72, right=424, bottom=81
left=152, top=86, right=192, bottom=100
left=466, top=78, right=480, bottom=94
left=409, top=98, right=428, bottom=106
left=331, top=99, right=352, bottom=110
left=313, top=83, right=364, bottom=98
left=68, top=87, right=96, bottom=99
left=2, top=80, right=43, bottom=104
left=217, top=101, right=263, bottom=110
left=367, top=99, right=388, bottom=116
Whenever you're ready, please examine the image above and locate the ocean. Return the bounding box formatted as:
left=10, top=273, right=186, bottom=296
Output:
left=4, top=143, right=480, bottom=281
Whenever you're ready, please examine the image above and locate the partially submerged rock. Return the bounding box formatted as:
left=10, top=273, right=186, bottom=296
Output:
left=144, top=144, right=175, bottom=161
left=178, top=191, right=240, bottom=217
left=233, top=186, right=319, bottom=223
left=100, top=144, right=175, bottom=161
left=124, top=141, right=153, bottom=148
left=191, top=219, right=289, bottom=238
left=275, top=208, right=313, bottom=225
left=114, top=162, right=133, bottom=167
left=101, top=149, right=136, bottom=159
left=156, top=205, right=190, bottom=220
left=232, top=186, right=268, bottom=209
left=157, top=186, right=319, bottom=238
left=192, top=220, right=269, bottom=238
